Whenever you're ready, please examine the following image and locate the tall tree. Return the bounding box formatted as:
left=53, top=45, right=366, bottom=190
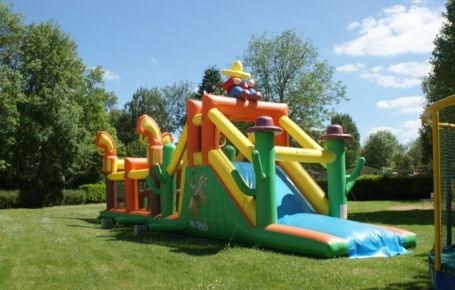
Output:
left=196, top=66, right=223, bottom=99
left=420, top=0, right=455, bottom=163
left=0, top=2, right=25, bottom=173
left=114, top=87, right=169, bottom=146
left=362, top=131, right=400, bottom=170
left=0, top=3, right=117, bottom=205
left=331, top=113, right=361, bottom=168
left=161, top=81, right=193, bottom=133
left=406, top=137, right=424, bottom=171
left=243, top=29, right=346, bottom=132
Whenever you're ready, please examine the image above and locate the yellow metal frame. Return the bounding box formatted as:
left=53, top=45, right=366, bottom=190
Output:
left=424, top=94, right=455, bottom=271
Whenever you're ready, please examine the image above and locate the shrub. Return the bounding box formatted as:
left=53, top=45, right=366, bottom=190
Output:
left=80, top=183, right=106, bottom=203
left=0, top=190, right=19, bottom=208
left=317, top=175, right=433, bottom=201
left=62, top=189, right=86, bottom=205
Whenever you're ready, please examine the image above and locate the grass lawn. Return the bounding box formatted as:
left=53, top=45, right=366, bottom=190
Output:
left=0, top=200, right=433, bottom=290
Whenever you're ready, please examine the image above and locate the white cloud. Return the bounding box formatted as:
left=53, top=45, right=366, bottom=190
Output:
left=368, top=119, right=421, bottom=143
left=347, top=21, right=361, bottom=30
left=360, top=73, right=421, bottom=88
left=376, top=95, right=425, bottom=114
left=411, top=0, right=429, bottom=4
left=334, top=5, right=443, bottom=57
left=336, top=63, right=365, bottom=72
left=360, top=61, right=430, bottom=88
left=388, top=61, right=431, bottom=78
left=103, top=69, right=120, bottom=81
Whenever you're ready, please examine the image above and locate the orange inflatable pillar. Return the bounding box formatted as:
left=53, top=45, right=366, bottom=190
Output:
left=124, top=157, right=148, bottom=213
left=187, top=99, right=202, bottom=166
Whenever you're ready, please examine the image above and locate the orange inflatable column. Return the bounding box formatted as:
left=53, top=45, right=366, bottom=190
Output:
left=187, top=99, right=202, bottom=166
left=124, top=158, right=149, bottom=213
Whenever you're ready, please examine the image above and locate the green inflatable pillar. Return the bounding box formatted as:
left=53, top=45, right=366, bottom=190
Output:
left=146, top=142, right=177, bottom=217
left=232, top=116, right=282, bottom=228
left=320, top=125, right=351, bottom=219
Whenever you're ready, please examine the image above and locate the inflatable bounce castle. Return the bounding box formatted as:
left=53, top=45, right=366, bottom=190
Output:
left=95, top=61, right=416, bottom=258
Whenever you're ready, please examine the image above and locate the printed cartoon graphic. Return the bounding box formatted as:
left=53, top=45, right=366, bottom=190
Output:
left=189, top=175, right=208, bottom=216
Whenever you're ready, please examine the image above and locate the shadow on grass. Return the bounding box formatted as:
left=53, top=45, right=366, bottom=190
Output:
left=69, top=208, right=431, bottom=259
left=51, top=216, right=101, bottom=228
left=106, top=226, right=227, bottom=256
left=362, top=252, right=431, bottom=289
left=363, top=274, right=430, bottom=290
left=102, top=225, right=327, bottom=259
left=349, top=209, right=433, bottom=225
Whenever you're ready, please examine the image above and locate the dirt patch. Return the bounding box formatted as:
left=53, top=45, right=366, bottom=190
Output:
left=388, top=202, right=433, bottom=211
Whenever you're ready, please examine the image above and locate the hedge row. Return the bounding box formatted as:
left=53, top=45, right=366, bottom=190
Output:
left=79, top=184, right=106, bottom=203
left=0, top=190, right=19, bottom=209
left=0, top=175, right=433, bottom=209
left=317, top=175, right=433, bottom=201
left=0, top=183, right=106, bottom=209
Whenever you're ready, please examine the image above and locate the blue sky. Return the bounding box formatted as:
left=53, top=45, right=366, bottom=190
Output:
left=7, top=0, right=446, bottom=144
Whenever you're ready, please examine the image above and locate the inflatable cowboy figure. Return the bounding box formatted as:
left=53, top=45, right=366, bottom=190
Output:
left=221, top=60, right=261, bottom=102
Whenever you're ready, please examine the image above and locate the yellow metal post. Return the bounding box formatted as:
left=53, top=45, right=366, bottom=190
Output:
left=432, top=110, right=442, bottom=271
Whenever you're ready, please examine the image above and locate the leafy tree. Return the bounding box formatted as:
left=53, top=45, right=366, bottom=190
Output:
left=362, top=131, right=400, bottom=170
left=243, top=29, right=346, bottom=132
left=406, top=138, right=424, bottom=171
left=420, top=0, right=455, bottom=163
left=114, top=87, right=169, bottom=146
left=0, top=3, right=117, bottom=206
left=196, top=66, right=223, bottom=99
left=68, top=67, right=119, bottom=187
left=161, top=81, right=193, bottom=133
left=331, top=113, right=361, bottom=168
left=393, top=144, right=412, bottom=174
left=0, top=2, right=24, bottom=173
left=115, top=81, right=193, bottom=148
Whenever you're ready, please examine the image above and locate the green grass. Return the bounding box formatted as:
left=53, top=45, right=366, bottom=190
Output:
left=0, top=200, right=434, bottom=289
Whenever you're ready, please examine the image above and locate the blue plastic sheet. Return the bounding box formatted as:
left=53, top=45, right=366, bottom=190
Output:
left=279, top=213, right=408, bottom=258
left=233, top=162, right=409, bottom=258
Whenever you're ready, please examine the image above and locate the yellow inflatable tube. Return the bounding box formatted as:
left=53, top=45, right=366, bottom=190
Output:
left=208, top=108, right=254, bottom=161
left=166, top=124, right=188, bottom=176
left=208, top=149, right=256, bottom=225
left=279, top=116, right=323, bottom=150
left=107, top=172, right=124, bottom=181
left=127, top=169, right=149, bottom=180
left=178, top=151, right=188, bottom=215
left=275, top=147, right=335, bottom=164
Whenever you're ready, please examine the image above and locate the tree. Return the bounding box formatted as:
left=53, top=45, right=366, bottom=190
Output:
left=420, top=0, right=455, bottom=163
left=114, top=87, right=169, bottom=146
left=0, top=2, right=25, bottom=173
left=331, top=113, right=361, bottom=168
left=362, top=131, right=400, bottom=170
left=161, top=81, right=193, bottom=133
left=67, top=67, right=119, bottom=187
left=0, top=3, right=117, bottom=206
left=243, top=29, right=346, bottom=132
left=406, top=138, right=424, bottom=171
left=196, top=66, right=223, bottom=99
left=114, top=81, right=193, bottom=149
